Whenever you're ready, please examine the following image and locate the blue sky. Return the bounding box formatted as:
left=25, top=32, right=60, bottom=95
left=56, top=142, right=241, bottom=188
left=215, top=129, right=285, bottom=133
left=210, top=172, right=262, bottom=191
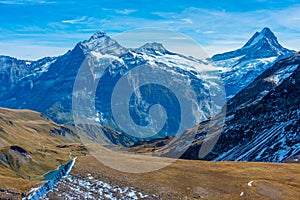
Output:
left=0, top=0, right=299, bottom=59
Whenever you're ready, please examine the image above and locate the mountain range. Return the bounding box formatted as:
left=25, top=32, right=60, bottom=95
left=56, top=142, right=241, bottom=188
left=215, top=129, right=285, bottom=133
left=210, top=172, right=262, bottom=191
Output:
left=0, top=31, right=223, bottom=140
left=0, top=27, right=298, bottom=163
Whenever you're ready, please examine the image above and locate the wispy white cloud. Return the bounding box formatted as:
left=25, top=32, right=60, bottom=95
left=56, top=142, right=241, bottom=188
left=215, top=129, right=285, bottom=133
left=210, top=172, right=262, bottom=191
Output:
left=147, top=5, right=300, bottom=54
left=61, top=16, right=94, bottom=25
left=102, top=8, right=137, bottom=15
left=201, top=30, right=215, bottom=34
left=152, top=12, right=167, bottom=18
left=169, top=36, right=189, bottom=40
left=16, top=25, right=47, bottom=32
left=269, top=6, right=300, bottom=31
left=115, top=9, right=137, bottom=15
left=1, top=4, right=299, bottom=59
left=0, top=40, right=69, bottom=60
left=181, top=18, right=193, bottom=24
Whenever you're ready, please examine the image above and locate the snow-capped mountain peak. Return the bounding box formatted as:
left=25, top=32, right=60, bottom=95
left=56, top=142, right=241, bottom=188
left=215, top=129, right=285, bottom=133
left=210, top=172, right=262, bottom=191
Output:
left=213, top=27, right=293, bottom=61
left=89, top=31, right=107, bottom=40
left=243, top=27, right=278, bottom=48
left=212, top=27, right=295, bottom=99
left=135, top=42, right=171, bottom=55
left=79, top=31, right=128, bottom=56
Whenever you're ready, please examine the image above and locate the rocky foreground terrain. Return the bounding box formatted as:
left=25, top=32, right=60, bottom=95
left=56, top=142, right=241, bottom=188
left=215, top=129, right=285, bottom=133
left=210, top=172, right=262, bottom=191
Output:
left=43, top=155, right=300, bottom=200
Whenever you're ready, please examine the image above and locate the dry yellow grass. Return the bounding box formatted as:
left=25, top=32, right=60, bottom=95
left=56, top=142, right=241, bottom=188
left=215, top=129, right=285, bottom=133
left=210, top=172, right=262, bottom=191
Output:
left=70, top=155, right=300, bottom=200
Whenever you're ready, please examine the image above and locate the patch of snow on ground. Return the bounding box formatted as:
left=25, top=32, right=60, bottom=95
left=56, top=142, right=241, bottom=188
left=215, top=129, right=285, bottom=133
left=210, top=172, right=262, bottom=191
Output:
left=267, top=64, right=298, bottom=85
left=91, top=51, right=125, bottom=65
left=40, top=60, right=56, bottom=73
left=43, top=174, right=159, bottom=200
left=141, top=53, right=214, bottom=74
left=248, top=181, right=253, bottom=187
left=257, top=56, right=277, bottom=64
left=213, top=56, right=245, bottom=69
left=33, top=59, right=57, bottom=74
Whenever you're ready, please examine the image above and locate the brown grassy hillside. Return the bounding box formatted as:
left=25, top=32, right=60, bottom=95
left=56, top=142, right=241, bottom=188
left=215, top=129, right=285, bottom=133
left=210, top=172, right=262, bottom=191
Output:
left=0, top=107, right=86, bottom=197
left=65, top=155, right=299, bottom=200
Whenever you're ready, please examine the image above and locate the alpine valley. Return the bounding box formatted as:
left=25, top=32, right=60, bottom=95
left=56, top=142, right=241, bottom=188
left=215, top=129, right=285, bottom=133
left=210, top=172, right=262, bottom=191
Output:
left=0, top=27, right=299, bottom=199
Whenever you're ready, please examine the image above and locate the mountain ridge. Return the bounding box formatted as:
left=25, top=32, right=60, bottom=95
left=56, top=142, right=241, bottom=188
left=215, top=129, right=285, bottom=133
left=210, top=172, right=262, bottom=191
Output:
left=212, top=27, right=295, bottom=99
left=0, top=28, right=296, bottom=155
left=213, top=27, right=294, bottom=61
left=180, top=52, right=300, bottom=162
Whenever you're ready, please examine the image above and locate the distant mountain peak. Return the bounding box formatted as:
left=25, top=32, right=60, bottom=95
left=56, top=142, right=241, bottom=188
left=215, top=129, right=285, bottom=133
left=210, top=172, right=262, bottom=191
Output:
left=135, top=42, right=170, bottom=55
left=261, top=27, right=274, bottom=36
left=79, top=31, right=127, bottom=56
left=243, top=27, right=279, bottom=48
left=211, top=27, right=295, bottom=99
left=81, top=31, right=109, bottom=47
left=89, top=31, right=107, bottom=40
left=139, top=42, right=165, bottom=49
left=212, top=27, right=294, bottom=62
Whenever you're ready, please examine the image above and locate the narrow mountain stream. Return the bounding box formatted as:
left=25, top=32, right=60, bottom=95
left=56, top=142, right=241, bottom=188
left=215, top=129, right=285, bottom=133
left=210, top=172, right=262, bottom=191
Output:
left=24, top=158, right=77, bottom=200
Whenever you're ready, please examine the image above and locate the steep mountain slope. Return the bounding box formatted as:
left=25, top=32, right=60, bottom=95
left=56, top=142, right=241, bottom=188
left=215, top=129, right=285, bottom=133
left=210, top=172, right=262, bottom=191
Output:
left=0, top=107, right=86, bottom=197
left=181, top=52, right=300, bottom=162
left=0, top=56, right=56, bottom=100
left=90, top=40, right=222, bottom=139
left=212, top=27, right=295, bottom=99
